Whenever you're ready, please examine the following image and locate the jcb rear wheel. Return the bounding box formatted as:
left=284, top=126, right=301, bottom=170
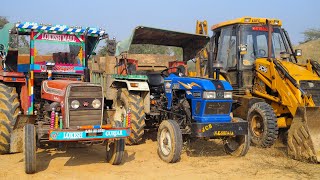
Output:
left=247, top=102, right=278, bottom=148
left=0, top=83, right=20, bottom=154
left=157, top=120, right=182, bottom=163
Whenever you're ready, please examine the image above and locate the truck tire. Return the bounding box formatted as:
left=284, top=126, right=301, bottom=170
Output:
left=24, top=124, right=36, bottom=174
left=0, top=83, right=20, bottom=154
left=115, top=89, right=145, bottom=145
left=247, top=102, right=278, bottom=148
left=106, top=121, right=125, bottom=165
left=157, top=120, right=182, bottom=163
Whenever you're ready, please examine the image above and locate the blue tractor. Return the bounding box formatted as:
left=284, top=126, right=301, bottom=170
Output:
left=156, top=62, right=250, bottom=162
left=113, top=27, right=250, bottom=163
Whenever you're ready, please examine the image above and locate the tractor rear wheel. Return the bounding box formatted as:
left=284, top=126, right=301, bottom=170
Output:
left=157, top=120, right=182, bottom=163
left=106, top=121, right=125, bottom=165
left=24, top=124, right=36, bottom=174
left=247, top=102, right=278, bottom=148
left=0, top=83, right=20, bottom=154
left=114, top=89, right=145, bottom=145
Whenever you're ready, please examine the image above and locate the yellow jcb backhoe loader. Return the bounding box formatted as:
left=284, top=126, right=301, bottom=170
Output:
left=194, top=17, right=320, bottom=163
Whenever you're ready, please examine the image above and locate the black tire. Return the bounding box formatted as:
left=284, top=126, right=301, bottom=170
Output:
left=106, top=121, right=125, bottom=165
left=157, top=120, right=182, bottom=163
left=247, top=102, right=278, bottom=148
left=114, top=89, right=145, bottom=145
left=0, top=83, right=20, bottom=154
left=24, top=124, right=36, bottom=174
left=224, top=135, right=250, bottom=157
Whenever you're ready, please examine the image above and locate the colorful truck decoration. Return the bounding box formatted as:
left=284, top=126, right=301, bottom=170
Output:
left=0, top=22, right=130, bottom=174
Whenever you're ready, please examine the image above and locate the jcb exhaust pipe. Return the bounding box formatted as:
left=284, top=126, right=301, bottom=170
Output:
left=267, top=19, right=272, bottom=59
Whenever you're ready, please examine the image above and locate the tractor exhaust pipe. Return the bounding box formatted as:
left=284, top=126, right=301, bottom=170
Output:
left=208, top=40, right=214, bottom=79
left=208, top=38, right=223, bottom=80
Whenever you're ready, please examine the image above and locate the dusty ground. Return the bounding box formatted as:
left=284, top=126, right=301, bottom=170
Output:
left=0, top=131, right=319, bottom=180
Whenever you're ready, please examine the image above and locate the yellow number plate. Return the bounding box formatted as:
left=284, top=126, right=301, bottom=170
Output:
left=213, top=131, right=234, bottom=136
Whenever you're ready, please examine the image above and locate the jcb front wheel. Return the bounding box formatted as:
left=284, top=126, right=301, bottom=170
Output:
left=247, top=102, right=278, bottom=148
left=157, top=120, right=182, bottom=163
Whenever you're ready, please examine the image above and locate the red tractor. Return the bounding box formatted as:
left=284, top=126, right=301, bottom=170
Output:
left=0, top=22, right=131, bottom=174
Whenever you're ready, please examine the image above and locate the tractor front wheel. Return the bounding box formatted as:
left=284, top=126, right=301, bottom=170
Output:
left=24, top=124, right=36, bottom=174
left=106, top=139, right=125, bottom=165
left=157, top=120, right=182, bottom=163
left=106, top=121, right=125, bottom=165
left=224, top=135, right=250, bottom=156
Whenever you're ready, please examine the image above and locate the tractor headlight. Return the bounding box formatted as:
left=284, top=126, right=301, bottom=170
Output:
left=92, top=99, right=101, bottom=109
left=71, top=100, right=80, bottom=109
left=224, top=92, right=232, bottom=99
left=203, top=91, right=216, bottom=99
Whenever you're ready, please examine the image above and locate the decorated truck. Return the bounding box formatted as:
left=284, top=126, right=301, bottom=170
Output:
left=0, top=22, right=131, bottom=174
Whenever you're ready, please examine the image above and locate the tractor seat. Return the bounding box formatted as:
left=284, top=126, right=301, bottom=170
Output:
left=147, top=73, right=164, bottom=87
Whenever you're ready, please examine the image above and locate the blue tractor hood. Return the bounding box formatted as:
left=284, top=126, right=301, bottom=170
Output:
left=165, top=74, right=233, bottom=91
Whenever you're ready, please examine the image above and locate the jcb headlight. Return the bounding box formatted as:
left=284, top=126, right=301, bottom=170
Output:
left=224, top=92, right=232, bottom=99
left=203, top=91, right=216, bottom=99
left=92, top=99, right=101, bottom=109
left=71, top=100, right=80, bottom=109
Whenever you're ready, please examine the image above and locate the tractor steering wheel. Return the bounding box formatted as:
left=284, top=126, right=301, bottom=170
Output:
left=160, top=66, right=184, bottom=77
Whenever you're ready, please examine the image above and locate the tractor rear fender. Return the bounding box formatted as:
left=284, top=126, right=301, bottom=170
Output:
left=232, top=94, right=265, bottom=120
left=111, top=80, right=150, bottom=113
left=111, top=79, right=149, bottom=91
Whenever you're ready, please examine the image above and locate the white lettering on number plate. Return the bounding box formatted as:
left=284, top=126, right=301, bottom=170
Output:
left=105, top=130, right=123, bottom=137
left=63, top=132, right=83, bottom=139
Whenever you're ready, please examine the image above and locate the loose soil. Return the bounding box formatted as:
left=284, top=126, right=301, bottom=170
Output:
left=0, top=131, right=319, bottom=180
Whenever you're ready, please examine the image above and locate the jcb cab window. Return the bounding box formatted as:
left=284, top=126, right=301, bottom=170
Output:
left=216, top=26, right=237, bottom=69
left=240, top=25, right=287, bottom=66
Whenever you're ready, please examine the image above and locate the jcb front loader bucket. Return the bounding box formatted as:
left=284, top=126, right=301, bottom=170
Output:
left=288, top=107, right=320, bottom=163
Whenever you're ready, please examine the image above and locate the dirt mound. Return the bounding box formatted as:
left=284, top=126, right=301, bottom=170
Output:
left=0, top=131, right=319, bottom=179
left=295, top=39, right=320, bottom=63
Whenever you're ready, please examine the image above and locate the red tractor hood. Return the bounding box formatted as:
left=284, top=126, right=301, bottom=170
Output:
left=41, top=80, right=85, bottom=102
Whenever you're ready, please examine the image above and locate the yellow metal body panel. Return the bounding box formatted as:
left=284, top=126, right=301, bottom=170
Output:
left=196, top=20, right=208, bottom=35
left=277, top=117, right=288, bottom=128
left=253, top=58, right=320, bottom=118
left=211, top=16, right=282, bottom=30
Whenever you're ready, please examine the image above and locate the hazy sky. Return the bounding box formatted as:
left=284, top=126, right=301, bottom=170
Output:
left=2, top=0, right=319, bottom=46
